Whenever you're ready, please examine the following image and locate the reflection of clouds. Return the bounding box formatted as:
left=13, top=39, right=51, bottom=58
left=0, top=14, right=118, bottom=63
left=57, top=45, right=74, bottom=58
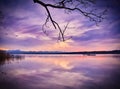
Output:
left=45, top=71, right=91, bottom=87
left=10, top=69, right=36, bottom=75
left=5, top=55, right=120, bottom=89
left=27, top=55, right=120, bottom=69
left=53, top=60, right=73, bottom=69
left=10, top=66, right=91, bottom=88
left=27, top=55, right=76, bottom=70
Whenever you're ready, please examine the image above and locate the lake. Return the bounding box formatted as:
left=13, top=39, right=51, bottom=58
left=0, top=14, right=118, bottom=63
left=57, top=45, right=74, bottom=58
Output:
left=0, top=54, right=120, bottom=89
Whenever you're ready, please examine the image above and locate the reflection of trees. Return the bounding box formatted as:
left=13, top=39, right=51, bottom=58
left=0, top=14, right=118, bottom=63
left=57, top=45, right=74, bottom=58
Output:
left=0, top=50, right=23, bottom=65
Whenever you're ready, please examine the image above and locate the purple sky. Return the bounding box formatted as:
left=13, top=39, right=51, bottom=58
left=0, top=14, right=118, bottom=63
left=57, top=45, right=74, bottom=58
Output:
left=0, top=0, right=120, bottom=51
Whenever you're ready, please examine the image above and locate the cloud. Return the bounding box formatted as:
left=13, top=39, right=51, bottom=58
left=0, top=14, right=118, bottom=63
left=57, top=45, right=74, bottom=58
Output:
left=0, top=0, right=120, bottom=51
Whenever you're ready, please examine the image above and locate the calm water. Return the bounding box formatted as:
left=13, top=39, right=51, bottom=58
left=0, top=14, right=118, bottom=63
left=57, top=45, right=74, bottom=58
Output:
left=0, top=54, right=120, bottom=89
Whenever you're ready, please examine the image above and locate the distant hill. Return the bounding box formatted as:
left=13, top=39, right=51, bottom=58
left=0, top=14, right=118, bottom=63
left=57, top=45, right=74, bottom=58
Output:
left=6, top=50, right=120, bottom=54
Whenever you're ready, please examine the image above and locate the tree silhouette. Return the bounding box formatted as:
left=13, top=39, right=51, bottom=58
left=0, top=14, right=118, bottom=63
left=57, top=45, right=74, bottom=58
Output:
left=33, top=0, right=107, bottom=41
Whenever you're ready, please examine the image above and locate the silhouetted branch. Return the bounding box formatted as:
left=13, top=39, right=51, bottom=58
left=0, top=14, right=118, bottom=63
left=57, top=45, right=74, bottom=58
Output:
left=33, top=0, right=107, bottom=41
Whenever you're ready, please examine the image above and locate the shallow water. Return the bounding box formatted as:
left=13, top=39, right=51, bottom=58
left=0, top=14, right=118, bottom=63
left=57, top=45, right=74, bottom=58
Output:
left=0, top=54, right=120, bottom=89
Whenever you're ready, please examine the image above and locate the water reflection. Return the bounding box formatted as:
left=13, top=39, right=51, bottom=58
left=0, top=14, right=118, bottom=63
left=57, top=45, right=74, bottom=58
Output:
left=0, top=54, right=120, bottom=89
left=0, top=51, right=23, bottom=65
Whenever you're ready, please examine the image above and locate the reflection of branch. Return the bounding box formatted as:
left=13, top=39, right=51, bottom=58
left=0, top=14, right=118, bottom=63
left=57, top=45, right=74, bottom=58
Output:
left=33, top=0, right=107, bottom=41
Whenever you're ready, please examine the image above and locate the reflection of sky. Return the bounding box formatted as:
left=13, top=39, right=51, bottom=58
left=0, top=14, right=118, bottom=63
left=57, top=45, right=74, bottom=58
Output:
left=1, top=55, right=120, bottom=89
left=0, top=0, right=120, bottom=51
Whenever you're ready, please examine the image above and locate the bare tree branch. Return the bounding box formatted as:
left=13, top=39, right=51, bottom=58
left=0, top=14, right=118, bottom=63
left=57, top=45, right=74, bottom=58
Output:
left=33, top=0, right=107, bottom=41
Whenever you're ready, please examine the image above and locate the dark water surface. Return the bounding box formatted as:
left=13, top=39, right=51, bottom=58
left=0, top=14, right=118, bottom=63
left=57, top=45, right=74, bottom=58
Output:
left=0, top=54, right=120, bottom=89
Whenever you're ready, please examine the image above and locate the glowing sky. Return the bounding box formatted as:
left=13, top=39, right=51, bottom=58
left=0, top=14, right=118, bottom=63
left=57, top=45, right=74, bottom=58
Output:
left=0, top=0, right=120, bottom=51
